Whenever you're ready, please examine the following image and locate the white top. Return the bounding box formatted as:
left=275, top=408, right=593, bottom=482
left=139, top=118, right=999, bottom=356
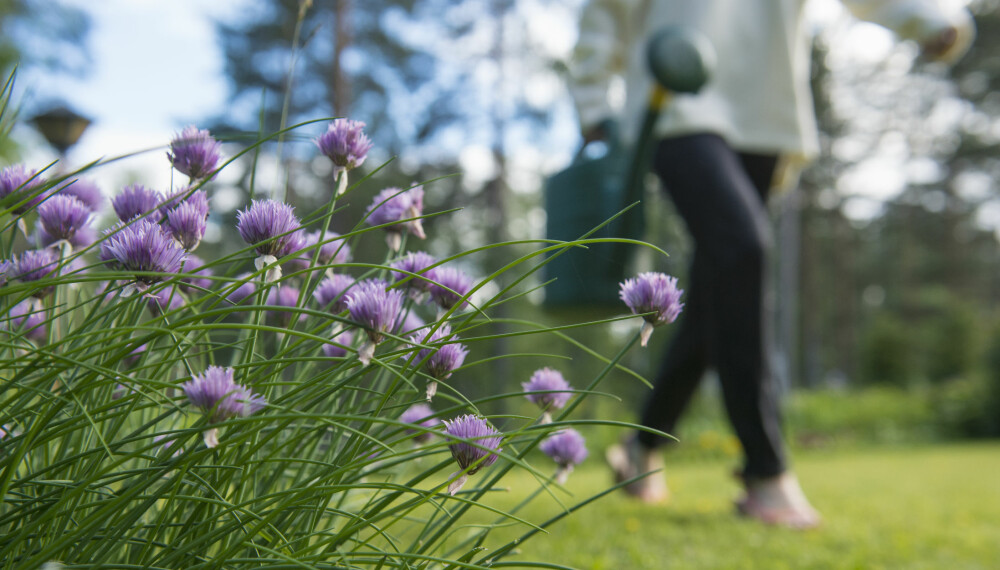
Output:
left=569, top=0, right=974, bottom=160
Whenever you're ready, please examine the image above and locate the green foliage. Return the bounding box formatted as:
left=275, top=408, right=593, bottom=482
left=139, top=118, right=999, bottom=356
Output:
left=785, top=387, right=938, bottom=448
left=858, top=314, right=914, bottom=387
left=856, top=287, right=985, bottom=388
left=909, top=288, right=984, bottom=384
left=932, top=375, right=999, bottom=438
left=935, top=314, right=1000, bottom=438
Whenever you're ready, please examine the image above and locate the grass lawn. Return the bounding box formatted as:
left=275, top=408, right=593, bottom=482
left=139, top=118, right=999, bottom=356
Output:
left=475, top=442, right=1000, bottom=569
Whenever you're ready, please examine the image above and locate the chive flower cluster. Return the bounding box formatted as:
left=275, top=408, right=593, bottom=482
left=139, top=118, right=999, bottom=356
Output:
left=366, top=186, right=426, bottom=251
left=101, top=219, right=187, bottom=295
left=236, top=199, right=302, bottom=281
left=0, top=165, right=46, bottom=215
left=346, top=279, right=405, bottom=364
left=315, top=118, right=373, bottom=179
left=167, top=125, right=222, bottom=182
left=522, top=367, right=572, bottom=424
left=619, top=272, right=685, bottom=346
left=181, top=366, right=266, bottom=448
left=409, top=324, right=469, bottom=400
left=540, top=428, right=589, bottom=484
left=443, top=414, right=503, bottom=495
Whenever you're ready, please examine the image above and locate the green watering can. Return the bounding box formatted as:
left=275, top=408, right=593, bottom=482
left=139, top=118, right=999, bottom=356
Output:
left=543, top=26, right=716, bottom=311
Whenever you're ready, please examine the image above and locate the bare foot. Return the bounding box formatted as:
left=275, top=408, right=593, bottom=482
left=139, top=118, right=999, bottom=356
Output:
left=606, top=437, right=669, bottom=504
left=736, top=472, right=821, bottom=529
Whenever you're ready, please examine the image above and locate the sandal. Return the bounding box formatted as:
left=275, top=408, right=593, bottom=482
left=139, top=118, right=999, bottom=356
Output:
left=735, top=472, right=821, bottom=529
left=606, top=437, right=669, bottom=504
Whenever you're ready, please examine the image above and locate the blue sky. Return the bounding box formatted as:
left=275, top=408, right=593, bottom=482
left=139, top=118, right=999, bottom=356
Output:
left=15, top=0, right=249, bottom=191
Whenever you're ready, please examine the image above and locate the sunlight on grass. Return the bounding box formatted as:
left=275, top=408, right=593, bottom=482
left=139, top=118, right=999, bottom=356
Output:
left=483, top=443, right=1000, bottom=569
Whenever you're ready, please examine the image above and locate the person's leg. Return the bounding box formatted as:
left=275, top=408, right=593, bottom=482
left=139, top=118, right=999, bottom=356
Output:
left=636, top=134, right=785, bottom=481
left=733, top=153, right=819, bottom=527
left=634, top=253, right=709, bottom=449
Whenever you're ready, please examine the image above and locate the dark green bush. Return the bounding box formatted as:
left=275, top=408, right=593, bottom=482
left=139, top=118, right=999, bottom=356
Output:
left=858, top=314, right=914, bottom=387
left=932, top=375, right=999, bottom=438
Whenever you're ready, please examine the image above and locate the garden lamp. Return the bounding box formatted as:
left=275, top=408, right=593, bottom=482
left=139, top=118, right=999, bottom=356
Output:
left=30, top=105, right=92, bottom=156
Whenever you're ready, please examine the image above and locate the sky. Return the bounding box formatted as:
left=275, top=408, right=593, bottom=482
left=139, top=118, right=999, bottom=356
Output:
left=14, top=0, right=250, bottom=192
left=8, top=0, right=924, bottom=222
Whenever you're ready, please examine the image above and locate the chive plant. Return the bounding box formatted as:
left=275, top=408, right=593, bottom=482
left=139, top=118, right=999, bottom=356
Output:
left=0, top=84, right=681, bottom=568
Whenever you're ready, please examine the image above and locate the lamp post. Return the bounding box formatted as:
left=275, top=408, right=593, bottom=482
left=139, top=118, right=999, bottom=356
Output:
left=30, top=105, right=92, bottom=158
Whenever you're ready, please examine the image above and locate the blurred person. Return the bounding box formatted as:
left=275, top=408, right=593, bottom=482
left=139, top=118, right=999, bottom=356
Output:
left=568, top=0, right=973, bottom=528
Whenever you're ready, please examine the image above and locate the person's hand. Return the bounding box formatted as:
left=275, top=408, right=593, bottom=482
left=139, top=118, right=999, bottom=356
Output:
left=921, top=26, right=958, bottom=61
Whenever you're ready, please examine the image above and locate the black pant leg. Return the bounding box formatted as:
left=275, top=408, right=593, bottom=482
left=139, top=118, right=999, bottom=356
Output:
left=638, top=134, right=786, bottom=479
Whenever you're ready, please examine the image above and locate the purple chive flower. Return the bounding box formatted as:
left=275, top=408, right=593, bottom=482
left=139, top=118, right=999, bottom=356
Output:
left=125, top=343, right=147, bottom=366
left=226, top=273, right=257, bottom=305
left=540, top=428, right=589, bottom=483
left=400, top=403, right=441, bottom=444
left=365, top=186, right=426, bottom=249
left=101, top=219, right=187, bottom=291
left=314, top=118, right=373, bottom=174
left=0, top=164, right=47, bottom=214
left=236, top=199, right=302, bottom=258
left=0, top=259, right=11, bottom=286
left=182, top=366, right=265, bottom=448
left=313, top=273, right=356, bottom=313
left=410, top=324, right=468, bottom=400
left=522, top=367, right=573, bottom=422
left=14, top=249, right=59, bottom=298
left=619, top=272, right=684, bottom=347
left=443, top=414, right=503, bottom=495
left=317, top=231, right=352, bottom=264
left=391, top=251, right=437, bottom=295
left=5, top=299, right=47, bottom=341
left=183, top=366, right=265, bottom=420
left=179, top=254, right=213, bottom=292
left=322, top=329, right=355, bottom=358
left=410, top=325, right=468, bottom=381
left=112, top=184, right=164, bottom=222
left=266, top=285, right=303, bottom=328
left=168, top=125, right=222, bottom=181
left=346, top=279, right=403, bottom=342
left=346, top=279, right=405, bottom=364
left=428, top=266, right=474, bottom=311
left=56, top=179, right=104, bottom=212
left=38, top=194, right=91, bottom=242
left=166, top=193, right=209, bottom=251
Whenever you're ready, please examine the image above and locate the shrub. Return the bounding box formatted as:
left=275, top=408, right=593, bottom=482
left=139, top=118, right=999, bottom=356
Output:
left=858, top=314, right=914, bottom=387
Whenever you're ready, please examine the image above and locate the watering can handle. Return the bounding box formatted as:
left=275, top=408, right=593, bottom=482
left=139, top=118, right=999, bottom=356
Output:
left=571, top=119, right=622, bottom=165
left=614, top=27, right=716, bottom=264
